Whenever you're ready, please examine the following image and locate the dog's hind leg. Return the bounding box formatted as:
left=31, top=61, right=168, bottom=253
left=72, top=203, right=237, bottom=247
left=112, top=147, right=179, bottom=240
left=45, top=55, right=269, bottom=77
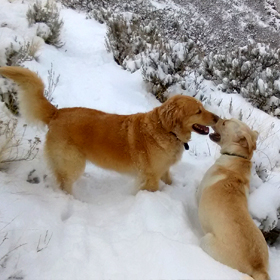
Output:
left=201, top=233, right=270, bottom=280
left=45, top=137, right=86, bottom=195
left=200, top=233, right=221, bottom=260
left=201, top=233, right=247, bottom=276
left=50, top=151, right=86, bottom=194
left=54, top=171, right=76, bottom=194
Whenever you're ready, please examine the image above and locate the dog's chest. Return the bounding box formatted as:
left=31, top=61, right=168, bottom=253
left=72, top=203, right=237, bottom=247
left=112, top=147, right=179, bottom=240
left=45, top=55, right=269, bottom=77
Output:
left=156, top=141, right=184, bottom=164
left=167, top=142, right=185, bottom=162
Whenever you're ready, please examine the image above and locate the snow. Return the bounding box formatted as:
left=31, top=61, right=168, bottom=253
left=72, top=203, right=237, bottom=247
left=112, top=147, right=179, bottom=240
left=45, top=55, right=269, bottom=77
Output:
left=258, top=78, right=266, bottom=95
left=150, top=0, right=168, bottom=10
left=274, top=79, right=280, bottom=92
left=249, top=181, right=280, bottom=232
left=0, top=0, right=280, bottom=279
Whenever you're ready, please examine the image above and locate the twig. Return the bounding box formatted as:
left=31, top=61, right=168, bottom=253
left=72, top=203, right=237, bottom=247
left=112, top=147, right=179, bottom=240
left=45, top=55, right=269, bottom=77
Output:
left=37, top=230, right=53, bottom=252
left=0, top=243, right=27, bottom=263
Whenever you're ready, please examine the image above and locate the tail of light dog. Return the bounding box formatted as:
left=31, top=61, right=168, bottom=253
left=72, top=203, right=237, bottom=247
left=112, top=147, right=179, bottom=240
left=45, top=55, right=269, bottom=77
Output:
left=252, top=270, right=270, bottom=280
left=242, top=270, right=270, bottom=280
left=0, top=66, right=57, bottom=125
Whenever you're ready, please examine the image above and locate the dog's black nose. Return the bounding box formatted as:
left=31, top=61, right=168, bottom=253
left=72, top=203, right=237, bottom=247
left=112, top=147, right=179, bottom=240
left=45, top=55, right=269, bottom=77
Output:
left=213, top=114, right=220, bottom=123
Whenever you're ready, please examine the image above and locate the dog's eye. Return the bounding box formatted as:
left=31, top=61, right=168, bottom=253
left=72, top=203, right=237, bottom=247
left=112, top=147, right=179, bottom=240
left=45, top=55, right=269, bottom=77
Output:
left=196, top=109, right=201, bottom=114
left=223, top=121, right=226, bottom=126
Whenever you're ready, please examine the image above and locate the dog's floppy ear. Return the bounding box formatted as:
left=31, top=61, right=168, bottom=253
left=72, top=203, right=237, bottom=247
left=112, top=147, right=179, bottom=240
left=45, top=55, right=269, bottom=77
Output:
left=252, top=130, right=259, bottom=140
left=238, top=130, right=258, bottom=153
left=158, top=99, right=182, bottom=132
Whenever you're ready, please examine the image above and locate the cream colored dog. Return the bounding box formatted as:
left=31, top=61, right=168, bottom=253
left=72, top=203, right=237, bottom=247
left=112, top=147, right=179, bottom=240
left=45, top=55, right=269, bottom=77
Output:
left=0, top=66, right=219, bottom=194
left=197, top=118, right=269, bottom=280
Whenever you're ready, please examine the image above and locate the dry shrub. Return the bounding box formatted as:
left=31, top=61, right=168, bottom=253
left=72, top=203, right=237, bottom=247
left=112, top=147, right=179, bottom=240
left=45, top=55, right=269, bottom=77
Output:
left=0, top=111, right=40, bottom=167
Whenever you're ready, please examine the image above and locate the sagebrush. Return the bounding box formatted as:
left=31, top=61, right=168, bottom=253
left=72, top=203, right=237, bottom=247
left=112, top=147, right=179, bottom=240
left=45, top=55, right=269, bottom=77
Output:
left=0, top=115, right=40, bottom=167
left=27, top=0, right=64, bottom=48
left=201, top=41, right=280, bottom=116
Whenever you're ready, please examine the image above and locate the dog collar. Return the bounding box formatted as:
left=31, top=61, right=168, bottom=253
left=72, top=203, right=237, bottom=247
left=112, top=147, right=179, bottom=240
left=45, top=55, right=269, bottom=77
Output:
left=184, top=143, right=189, bottom=150
left=222, top=152, right=248, bottom=159
left=170, top=132, right=189, bottom=150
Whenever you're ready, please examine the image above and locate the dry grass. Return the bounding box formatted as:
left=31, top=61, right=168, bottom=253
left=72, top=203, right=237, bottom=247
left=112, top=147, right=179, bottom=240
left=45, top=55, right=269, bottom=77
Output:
left=0, top=112, right=40, bottom=167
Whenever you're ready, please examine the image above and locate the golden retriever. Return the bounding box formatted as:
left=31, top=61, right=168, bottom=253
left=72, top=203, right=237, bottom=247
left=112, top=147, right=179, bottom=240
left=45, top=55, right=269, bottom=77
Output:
left=197, top=118, right=269, bottom=280
left=0, top=66, right=219, bottom=194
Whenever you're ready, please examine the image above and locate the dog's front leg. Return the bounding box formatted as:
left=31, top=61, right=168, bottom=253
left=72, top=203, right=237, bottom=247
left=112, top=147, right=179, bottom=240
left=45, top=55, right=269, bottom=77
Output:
left=138, top=173, right=159, bottom=192
left=161, top=170, right=172, bottom=185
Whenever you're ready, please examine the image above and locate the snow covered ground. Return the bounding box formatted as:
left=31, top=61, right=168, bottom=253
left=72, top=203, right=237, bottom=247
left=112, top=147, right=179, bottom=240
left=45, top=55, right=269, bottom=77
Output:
left=0, top=0, right=280, bottom=279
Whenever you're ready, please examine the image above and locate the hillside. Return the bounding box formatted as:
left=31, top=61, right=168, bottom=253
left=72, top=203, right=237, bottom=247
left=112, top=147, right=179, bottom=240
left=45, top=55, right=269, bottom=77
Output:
left=0, top=0, right=279, bottom=279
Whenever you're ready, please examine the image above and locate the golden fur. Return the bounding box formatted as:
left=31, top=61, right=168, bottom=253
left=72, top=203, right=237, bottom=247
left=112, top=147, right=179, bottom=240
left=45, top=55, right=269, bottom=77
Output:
left=0, top=66, right=218, bottom=194
left=197, top=118, right=270, bottom=280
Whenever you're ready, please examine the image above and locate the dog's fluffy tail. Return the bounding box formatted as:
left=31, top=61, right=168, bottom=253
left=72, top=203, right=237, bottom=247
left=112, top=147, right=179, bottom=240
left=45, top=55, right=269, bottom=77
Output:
left=0, top=66, right=57, bottom=125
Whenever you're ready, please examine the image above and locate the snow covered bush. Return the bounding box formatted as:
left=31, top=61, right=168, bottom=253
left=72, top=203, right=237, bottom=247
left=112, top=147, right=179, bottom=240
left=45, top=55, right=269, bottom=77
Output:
left=104, top=11, right=200, bottom=101
left=62, top=0, right=280, bottom=114
left=61, top=0, right=280, bottom=54
left=105, top=14, right=200, bottom=101
left=4, top=39, right=39, bottom=67
left=249, top=179, right=280, bottom=245
left=0, top=38, right=43, bottom=115
left=36, top=22, right=52, bottom=42
left=87, top=5, right=112, bottom=24
left=0, top=81, right=19, bottom=116
left=141, top=47, right=177, bottom=102
left=141, top=40, right=199, bottom=102
left=5, top=43, right=28, bottom=67
left=1, top=42, right=26, bottom=115
left=105, top=15, right=146, bottom=66
left=105, top=13, right=162, bottom=67
left=201, top=41, right=280, bottom=116
left=0, top=34, right=42, bottom=115
left=61, top=0, right=96, bottom=11
left=27, top=0, right=64, bottom=48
